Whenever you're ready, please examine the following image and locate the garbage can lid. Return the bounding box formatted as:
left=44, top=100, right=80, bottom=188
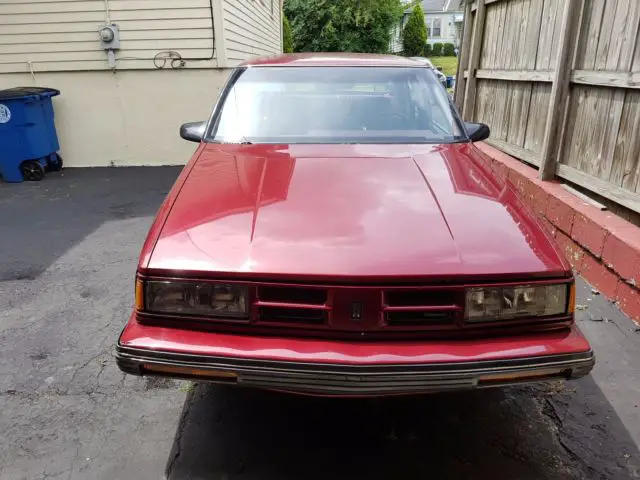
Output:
left=0, top=87, right=60, bottom=101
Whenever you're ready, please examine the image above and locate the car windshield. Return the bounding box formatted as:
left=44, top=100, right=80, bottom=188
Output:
left=207, top=66, right=464, bottom=144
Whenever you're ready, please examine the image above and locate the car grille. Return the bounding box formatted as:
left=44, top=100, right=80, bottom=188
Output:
left=139, top=277, right=573, bottom=340
left=258, top=306, right=327, bottom=324
left=385, top=310, right=457, bottom=325
left=383, top=289, right=460, bottom=327
left=258, top=285, right=327, bottom=305
left=255, top=285, right=330, bottom=326
left=251, top=284, right=463, bottom=332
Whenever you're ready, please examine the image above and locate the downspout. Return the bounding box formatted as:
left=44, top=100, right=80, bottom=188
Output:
left=212, top=0, right=227, bottom=68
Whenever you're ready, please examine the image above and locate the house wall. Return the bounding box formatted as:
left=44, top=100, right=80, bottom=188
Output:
left=390, top=23, right=403, bottom=53
left=0, top=69, right=230, bottom=167
left=425, top=12, right=460, bottom=46
left=0, top=0, right=282, bottom=168
left=390, top=10, right=463, bottom=53
left=0, top=0, right=217, bottom=73
left=223, top=0, right=282, bottom=66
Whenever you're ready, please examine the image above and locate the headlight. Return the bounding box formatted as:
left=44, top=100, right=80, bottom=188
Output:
left=465, top=283, right=569, bottom=322
left=144, top=281, right=249, bottom=318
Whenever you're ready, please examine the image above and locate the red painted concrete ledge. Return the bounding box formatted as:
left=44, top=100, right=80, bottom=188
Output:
left=477, top=142, right=640, bottom=323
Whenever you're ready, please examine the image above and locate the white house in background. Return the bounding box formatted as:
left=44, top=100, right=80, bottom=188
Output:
left=0, top=0, right=283, bottom=168
left=390, top=0, right=464, bottom=54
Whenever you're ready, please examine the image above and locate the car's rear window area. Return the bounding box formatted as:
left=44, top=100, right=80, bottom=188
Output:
left=207, top=66, right=463, bottom=144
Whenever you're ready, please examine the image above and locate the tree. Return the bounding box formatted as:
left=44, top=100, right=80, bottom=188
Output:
left=284, top=0, right=407, bottom=54
left=402, top=4, right=427, bottom=57
left=283, top=15, right=293, bottom=53
left=442, top=43, right=455, bottom=56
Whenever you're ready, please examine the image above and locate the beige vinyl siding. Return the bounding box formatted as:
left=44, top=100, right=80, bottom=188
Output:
left=223, top=0, right=281, bottom=65
left=0, top=0, right=215, bottom=73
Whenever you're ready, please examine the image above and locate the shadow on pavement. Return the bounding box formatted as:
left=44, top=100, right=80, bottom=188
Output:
left=0, top=167, right=181, bottom=281
left=165, top=378, right=640, bottom=480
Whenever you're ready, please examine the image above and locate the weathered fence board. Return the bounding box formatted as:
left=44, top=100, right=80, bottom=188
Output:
left=506, top=81, right=531, bottom=147
left=455, top=1, right=474, bottom=111
left=524, top=0, right=544, bottom=69
left=570, top=71, right=640, bottom=89
left=475, top=69, right=553, bottom=81
left=609, top=90, right=640, bottom=192
left=455, top=0, right=640, bottom=217
left=537, top=0, right=561, bottom=70
left=561, top=87, right=614, bottom=176
left=462, top=0, right=486, bottom=118
left=523, top=82, right=551, bottom=158
left=576, top=0, right=605, bottom=70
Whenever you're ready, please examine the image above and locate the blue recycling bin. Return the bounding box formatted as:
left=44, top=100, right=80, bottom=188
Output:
left=0, top=87, right=62, bottom=182
left=446, top=76, right=454, bottom=89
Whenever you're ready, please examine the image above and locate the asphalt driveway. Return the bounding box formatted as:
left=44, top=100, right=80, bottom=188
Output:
left=1, top=168, right=640, bottom=479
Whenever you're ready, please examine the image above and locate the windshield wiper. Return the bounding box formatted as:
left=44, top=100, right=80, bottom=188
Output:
left=215, top=138, right=253, bottom=145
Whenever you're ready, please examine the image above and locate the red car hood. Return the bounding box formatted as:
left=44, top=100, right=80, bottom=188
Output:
left=145, top=143, right=568, bottom=281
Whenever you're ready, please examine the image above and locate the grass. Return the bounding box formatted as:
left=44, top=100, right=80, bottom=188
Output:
left=179, top=381, right=195, bottom=393
left=428, top=56, right=458, bottom=77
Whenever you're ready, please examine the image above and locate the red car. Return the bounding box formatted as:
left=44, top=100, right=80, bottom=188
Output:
left=116, top=53, right=594, bottom=396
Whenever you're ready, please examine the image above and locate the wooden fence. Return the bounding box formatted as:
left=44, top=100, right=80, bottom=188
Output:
left=454, top=0, right=640, bottom=218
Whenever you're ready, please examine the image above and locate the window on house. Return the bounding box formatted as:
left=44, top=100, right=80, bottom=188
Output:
left=426, top=18, right=432, bottom=37
left=432, top=19, right=442, bottom=37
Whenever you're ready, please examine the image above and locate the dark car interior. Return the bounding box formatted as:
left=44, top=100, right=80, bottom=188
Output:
left=258, top=91, right=433, bottom=135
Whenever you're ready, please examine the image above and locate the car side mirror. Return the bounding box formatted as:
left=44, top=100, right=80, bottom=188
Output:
left=180, top=121, right=206, bottom=142
left=465, top=122, right=490, bottom=142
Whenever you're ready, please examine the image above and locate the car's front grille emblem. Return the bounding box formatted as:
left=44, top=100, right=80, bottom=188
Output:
left=351, top=302, right=363, bottom=321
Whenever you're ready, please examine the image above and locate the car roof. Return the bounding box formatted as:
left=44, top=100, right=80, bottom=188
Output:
left=410, top=56, right=435, bottom=66
left=240, top=53, right=427, bottom=68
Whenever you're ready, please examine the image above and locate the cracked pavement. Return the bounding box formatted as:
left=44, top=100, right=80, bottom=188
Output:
left=1, top=168, right=640, bottom=479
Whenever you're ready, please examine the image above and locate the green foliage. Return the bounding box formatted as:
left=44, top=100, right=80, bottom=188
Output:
left=402, top=4, right=427, bottom=57
left=431, top=42, right=443, bottom=56
left=283, top=15, right=294, bottom=53
left=423, top=43, right=432, bottom=57
left=431, top=56, right=458, bottom=76
left=284, top=0, right=406, bottom=54
left=443, top=42, right=455, bottom=56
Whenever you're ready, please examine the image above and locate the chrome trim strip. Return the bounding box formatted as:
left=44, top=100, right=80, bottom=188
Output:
left=116, top=345, right=595, bottom=395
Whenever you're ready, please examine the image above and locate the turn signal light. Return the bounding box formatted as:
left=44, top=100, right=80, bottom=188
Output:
left=135, top=279, right=144, bottom=311
left=568, top=282, right=576, bottom=314
left=478, top=368, right=569, bottom=385
left=142, top=363, right=238, bottom=382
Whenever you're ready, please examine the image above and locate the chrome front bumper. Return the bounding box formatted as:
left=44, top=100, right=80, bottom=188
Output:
left=116, top=345, right=595, bottom=396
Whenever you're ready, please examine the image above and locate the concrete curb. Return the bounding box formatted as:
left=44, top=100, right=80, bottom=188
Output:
left=476, top=142, right=640, bottom=323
